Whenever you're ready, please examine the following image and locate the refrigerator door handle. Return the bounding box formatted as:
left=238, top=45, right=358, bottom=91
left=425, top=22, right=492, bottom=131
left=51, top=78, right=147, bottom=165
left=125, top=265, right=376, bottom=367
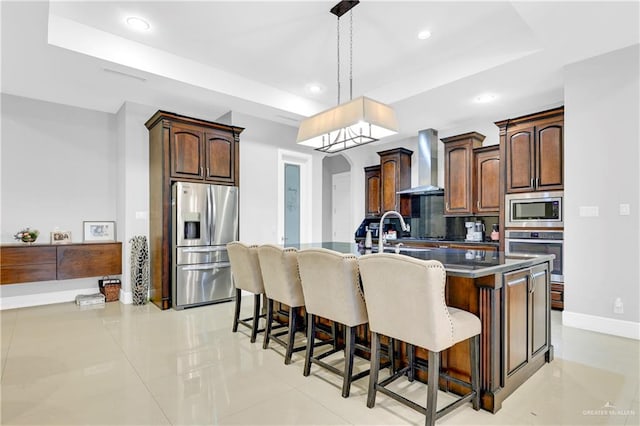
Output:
left=182, top=247, right=226, bottom=253
left=210, top=185, right=217, bottom=243
left=182, top=262, right=230, bottom=271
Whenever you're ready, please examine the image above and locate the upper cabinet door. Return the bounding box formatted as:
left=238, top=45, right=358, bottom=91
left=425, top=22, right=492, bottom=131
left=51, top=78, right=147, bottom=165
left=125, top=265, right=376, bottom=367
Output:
left=442, top=132, right=484, bottom=216
left=204, top=130, right=235, bottom=184
left=474, top=147, right=500, bottom=214
left=171, top=125, right=205, bottom=179
left=378, top=148, right=412, bottom=215
left=506, top=127, right=535, bottom=193
left=364, top=166, right=381, bottom=217
left=535, top=122, right=563, bottom=191
left=445, top=145, right=472, bottom=214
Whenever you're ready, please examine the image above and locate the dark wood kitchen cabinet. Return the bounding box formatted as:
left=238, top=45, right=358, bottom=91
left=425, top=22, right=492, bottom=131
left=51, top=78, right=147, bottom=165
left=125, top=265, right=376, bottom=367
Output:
left=378, top=148, right=412, bottom=216
left=364, top=165, right=381, bottom=217
left=170, top=123, right=237, bottom=184
left=146, top=111, right=244, bottom=309
left=442, top=132, right=485, bottom=216
left=0, top=243, right=122, bottom=285
left=496, top=107, right=564, bottom=194
left=504, top=263, right=550, bottom=376
left=473, top=145, right=501, bottom=214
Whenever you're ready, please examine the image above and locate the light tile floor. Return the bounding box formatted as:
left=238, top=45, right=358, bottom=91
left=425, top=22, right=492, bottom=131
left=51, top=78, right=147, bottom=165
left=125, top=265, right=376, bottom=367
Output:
left=1, top=299, right=638, bottom=425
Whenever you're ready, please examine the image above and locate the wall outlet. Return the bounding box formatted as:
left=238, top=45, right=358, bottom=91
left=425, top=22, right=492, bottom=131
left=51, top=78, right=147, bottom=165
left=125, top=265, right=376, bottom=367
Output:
left=619, top=204, right=631, bottom=216
left=613, top=297, right=624, bottom=314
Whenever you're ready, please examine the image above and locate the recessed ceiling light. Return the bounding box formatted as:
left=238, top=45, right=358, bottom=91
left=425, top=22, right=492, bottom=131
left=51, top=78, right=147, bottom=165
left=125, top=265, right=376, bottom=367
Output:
left=126, top=16, right=150, bottom=31
left=306, top=83, right=324, bottom=95
left=417, top=30, right=432, bottom=40
left=474, top=93, right=497, bottom=103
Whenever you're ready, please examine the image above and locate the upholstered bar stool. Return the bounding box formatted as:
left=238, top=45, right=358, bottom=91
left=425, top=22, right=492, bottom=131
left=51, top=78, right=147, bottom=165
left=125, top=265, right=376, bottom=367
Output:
left=257, top=244, right=307, bottom=365
left=297, top=248, right=371, bottom=398
left=359, top=253, right=481, bottom=426
left=227, top=242, right=265, bottom=343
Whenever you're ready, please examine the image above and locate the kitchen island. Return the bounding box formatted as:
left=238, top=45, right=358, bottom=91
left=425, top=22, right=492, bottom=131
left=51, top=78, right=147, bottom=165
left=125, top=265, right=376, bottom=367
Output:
left=289, top=242, right=554, bottom=413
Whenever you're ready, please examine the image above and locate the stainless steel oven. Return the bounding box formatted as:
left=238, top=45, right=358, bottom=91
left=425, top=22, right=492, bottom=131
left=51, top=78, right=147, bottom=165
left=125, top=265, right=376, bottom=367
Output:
left=505, top=230, right=563, bottom=282
left=505, top=191, right=563, bottom=228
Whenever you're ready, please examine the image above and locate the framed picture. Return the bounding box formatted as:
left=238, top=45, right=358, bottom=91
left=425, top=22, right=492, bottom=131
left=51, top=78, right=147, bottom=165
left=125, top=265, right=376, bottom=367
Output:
left=51, top=231, right=72, bottom=245
left=83, top=221, right=116, bottom=242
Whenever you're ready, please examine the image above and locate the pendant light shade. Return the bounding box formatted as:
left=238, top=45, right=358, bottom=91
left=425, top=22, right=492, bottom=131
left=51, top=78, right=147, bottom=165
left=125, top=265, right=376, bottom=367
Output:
left=296, top=1, right=398, bottom=153
left=296, top=96, right=398, bottom=153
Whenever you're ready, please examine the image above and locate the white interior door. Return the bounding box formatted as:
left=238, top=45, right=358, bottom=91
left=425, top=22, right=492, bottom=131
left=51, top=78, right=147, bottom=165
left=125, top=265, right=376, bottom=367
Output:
left=332, top=172, right=352, bottom=242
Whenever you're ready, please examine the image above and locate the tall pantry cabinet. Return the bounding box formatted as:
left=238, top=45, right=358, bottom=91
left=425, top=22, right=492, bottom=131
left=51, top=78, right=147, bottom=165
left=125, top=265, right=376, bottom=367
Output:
left=146, top=111, right=244, bottom=310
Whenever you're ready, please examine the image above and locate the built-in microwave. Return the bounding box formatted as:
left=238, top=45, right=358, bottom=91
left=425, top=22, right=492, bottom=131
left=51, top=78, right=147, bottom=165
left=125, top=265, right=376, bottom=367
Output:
left=505, top=191, right=563, bottom=228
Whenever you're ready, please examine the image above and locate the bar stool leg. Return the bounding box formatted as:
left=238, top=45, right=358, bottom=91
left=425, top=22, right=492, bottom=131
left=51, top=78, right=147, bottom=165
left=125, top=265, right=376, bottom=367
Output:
left=388, top=337, right=396, bottom=374
left=342, top=326, right=356, bottom=398
left=263, top=298, right=274, bottom=350
left=285, top=306, right=298, bottom=365
left=470, top=334, right=480, bottom=410
left=367, top=331, right=380, bottom=408
left=425, top=350, right=440, bottom=426
left=303, top=313, right=316, bottom=376
left=250, top=293, right=261, bottom=343
left=232, top=288, right=241, bottom=333
left=408, top=343, right=415, bottom=382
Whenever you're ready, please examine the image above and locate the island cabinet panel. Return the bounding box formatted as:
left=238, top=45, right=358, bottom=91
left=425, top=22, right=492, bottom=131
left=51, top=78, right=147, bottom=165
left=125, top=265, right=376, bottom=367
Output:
left=57, top=243, right=122, bottom=280
left=0, top=246, right=57, bottom=284
left=497, top=107, right=564, bottom=194
left=146, top=110, right=243, bottom=309
left=442, top=132, right=485, bottom=216
left=364, top=165, right=381, bottom=217
left=0, top=243, right=121, bottom=284
left=505, top=269, right=529, bottom=374
left=504, top=263, right=550, bottom=379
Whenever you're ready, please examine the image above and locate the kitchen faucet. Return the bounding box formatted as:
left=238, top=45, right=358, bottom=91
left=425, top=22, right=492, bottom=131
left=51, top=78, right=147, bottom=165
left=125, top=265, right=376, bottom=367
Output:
left=378, top=210, right=409, bottom=253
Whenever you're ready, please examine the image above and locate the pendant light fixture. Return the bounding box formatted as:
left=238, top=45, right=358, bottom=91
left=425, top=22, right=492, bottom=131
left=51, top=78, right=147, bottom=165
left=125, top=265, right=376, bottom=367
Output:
left=296, top=0, right=399, bottom=153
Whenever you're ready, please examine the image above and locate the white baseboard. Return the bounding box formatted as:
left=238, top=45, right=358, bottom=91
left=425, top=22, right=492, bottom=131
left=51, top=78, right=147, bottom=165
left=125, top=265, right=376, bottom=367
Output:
left=119, top=289, right=133, bottom=304
left=0, top=288, right=99, bottom=310
left=563, top=310, right=640, bottom=340
left=0, top=289, right=135, bottom=310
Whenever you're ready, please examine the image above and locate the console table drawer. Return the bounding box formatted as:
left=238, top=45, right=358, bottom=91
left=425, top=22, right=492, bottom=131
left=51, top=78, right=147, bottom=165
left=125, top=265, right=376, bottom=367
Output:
left=0, top=243, right=121, bottom=284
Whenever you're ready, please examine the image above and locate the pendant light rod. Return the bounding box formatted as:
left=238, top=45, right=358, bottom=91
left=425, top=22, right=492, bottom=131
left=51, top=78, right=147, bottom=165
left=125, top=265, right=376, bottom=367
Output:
left=295, top=0, right=398, bottom=153
left=330, top=0, right=359, bottom=18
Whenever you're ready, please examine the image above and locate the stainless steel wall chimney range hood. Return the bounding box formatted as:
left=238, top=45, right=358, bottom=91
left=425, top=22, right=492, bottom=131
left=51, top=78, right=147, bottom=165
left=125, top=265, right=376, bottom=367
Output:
left=397, top=128, right=443, bottom=195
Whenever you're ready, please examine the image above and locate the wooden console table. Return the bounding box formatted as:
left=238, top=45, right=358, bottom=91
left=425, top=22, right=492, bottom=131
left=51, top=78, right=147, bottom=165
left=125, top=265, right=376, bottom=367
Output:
left=0, top=242, right=122, bottom=284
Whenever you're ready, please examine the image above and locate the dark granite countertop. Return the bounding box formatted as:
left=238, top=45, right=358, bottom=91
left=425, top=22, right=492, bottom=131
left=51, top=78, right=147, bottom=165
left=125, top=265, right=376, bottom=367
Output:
left=290, top=242, right=553, bottom=279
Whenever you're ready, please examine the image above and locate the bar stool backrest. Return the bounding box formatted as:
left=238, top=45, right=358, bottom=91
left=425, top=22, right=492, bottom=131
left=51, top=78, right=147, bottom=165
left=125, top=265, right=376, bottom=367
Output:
left=298, top=248, right=368, bottom=327
left=257, top=244, right=305, bottom=308
left=359, top=253, right=455, bottom=352
left=227, top=242, right=264, bottom=294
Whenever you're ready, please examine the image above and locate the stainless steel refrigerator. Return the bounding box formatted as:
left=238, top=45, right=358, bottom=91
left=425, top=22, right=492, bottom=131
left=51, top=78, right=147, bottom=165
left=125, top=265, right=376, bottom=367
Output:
left=172, top=181, right=238, bottom=309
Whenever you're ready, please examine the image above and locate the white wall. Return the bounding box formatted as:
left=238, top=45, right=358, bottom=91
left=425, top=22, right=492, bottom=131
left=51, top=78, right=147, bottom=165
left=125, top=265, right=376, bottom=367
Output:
left=0, top=96, right=312, bottom=308
left=0, top=94, right=118, bottom=308
left=115, top=102, right=155, bottom=303
left=563, top=44, right=640, bottom=339
left=225, top=111, right=325, bottom=245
